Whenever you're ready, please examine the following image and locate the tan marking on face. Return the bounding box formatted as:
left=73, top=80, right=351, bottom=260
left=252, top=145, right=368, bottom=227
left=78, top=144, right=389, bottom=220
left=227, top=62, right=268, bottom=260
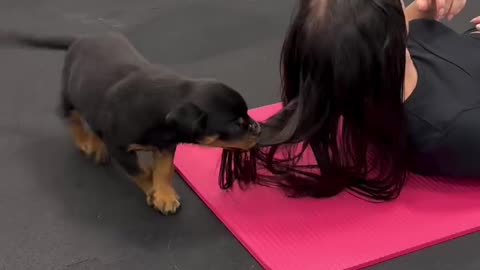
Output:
left=128, top=144, right=156, bottom=152
left=199, top=135, right=258, bottom=150
left=198, top=135, right=219, bottom=145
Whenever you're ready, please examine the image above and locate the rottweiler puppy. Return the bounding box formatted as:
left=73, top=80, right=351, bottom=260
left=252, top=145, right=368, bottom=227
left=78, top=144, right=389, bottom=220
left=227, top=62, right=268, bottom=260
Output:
left=0, top=30, right=261, bottom=215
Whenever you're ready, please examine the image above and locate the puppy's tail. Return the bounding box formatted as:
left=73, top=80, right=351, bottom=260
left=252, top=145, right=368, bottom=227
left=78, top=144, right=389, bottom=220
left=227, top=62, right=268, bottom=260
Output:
left=0, top=30, right=75, bottom=51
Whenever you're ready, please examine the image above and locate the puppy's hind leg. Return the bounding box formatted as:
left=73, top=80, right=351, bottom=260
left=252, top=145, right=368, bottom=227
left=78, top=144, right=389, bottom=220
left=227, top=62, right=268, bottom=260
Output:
left=86, top=132, right=110, bottom=165
left=58, top=64, right=109, bottom=164
left=67, top=111, right=109, bottom=165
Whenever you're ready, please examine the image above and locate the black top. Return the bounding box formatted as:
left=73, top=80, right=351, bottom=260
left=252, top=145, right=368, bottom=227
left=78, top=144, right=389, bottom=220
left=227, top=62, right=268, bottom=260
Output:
left=406, top=19, right=480, bottom=177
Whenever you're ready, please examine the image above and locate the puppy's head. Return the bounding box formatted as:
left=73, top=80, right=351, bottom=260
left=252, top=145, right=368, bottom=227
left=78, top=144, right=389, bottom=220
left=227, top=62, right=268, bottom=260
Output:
left=165, top=81, right=260, bottom=150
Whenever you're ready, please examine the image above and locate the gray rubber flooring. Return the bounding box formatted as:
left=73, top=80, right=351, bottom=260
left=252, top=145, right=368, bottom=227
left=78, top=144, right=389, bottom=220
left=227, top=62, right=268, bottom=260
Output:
left=0, top=0, right=478, bottom=269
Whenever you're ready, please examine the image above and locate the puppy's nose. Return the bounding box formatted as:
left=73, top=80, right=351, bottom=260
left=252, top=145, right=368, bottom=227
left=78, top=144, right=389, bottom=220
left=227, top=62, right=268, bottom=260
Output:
left=249, top=121, right=261, bottom=136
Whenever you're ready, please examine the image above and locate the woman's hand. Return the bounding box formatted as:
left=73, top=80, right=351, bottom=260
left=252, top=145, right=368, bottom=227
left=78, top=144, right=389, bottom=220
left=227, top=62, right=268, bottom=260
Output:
left=415, top=0, right=467, bottom=21
left=471, top=16, right=480, bottom=31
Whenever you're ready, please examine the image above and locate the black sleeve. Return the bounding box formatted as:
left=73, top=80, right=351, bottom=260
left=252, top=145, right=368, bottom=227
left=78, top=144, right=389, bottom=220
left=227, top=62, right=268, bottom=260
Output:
left=409, top=19, right=461, bottom=46
left=408, top=19, right=480, bottom=78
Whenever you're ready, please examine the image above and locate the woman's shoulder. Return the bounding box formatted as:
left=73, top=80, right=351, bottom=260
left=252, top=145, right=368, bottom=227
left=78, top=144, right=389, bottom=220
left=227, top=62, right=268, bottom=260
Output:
left=408, top=19, right=480, bottom=79
left=408, top=19, right=459, bottom=45
left=409, top=19, right=453, bottom=32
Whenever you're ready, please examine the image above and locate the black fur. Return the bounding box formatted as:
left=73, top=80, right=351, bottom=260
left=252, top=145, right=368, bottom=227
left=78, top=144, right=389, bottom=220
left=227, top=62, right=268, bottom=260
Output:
left=1, top=30, right=261, bottom=176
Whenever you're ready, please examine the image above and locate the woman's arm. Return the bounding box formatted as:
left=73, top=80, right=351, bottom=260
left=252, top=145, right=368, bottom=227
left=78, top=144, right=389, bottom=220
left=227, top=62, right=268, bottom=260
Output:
left=404, top=2, right=436, bottom=22
left=405, top=0, right=467, bottom=22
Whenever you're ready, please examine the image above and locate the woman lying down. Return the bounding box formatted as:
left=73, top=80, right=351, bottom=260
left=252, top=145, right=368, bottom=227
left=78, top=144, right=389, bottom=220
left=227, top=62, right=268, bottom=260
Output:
left=220, top=0, right=480, bottom=201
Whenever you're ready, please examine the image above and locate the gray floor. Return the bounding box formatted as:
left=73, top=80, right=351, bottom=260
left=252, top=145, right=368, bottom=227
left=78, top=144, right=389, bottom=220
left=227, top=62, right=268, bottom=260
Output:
left=0, top=0, right=479, bottom=269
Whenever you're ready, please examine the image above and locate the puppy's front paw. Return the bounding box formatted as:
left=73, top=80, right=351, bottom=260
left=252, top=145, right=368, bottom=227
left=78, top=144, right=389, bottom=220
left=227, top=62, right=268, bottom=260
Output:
left=146, top=188, right=181, bottom=215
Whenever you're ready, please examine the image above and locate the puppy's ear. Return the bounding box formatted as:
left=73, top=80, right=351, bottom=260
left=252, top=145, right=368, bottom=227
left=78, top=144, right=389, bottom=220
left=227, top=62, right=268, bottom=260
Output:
left=165, top=103, right=207, bottom=137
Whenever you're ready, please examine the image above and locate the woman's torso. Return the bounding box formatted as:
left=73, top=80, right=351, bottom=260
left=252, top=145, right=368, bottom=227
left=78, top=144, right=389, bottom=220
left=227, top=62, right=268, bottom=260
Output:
left=406, top=19, right=480, bottom=177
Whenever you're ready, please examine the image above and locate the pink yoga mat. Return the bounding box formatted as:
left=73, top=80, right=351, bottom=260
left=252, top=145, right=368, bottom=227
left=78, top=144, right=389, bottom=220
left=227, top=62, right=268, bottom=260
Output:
left=174, top=103, right=480, bottom=270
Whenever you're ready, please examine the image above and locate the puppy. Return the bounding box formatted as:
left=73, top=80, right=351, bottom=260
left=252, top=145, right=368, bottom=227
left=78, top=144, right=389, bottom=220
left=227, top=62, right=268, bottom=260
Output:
left=0, top=30, right=261, bottom=215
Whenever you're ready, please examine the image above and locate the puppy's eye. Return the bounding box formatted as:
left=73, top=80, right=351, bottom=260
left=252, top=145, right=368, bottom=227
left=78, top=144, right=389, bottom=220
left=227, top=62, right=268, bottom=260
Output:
left=236, top=118, right=246, bottom=126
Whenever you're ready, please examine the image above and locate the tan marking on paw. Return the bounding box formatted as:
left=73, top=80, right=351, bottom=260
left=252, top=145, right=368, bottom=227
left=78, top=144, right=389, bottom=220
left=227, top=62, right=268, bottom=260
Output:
left=146, top=188, right=181, bottom=215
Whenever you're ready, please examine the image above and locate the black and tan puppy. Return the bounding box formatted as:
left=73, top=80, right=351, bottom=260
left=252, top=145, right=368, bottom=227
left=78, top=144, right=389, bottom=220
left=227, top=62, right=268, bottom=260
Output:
left=0, top=30, right=261, bottom=215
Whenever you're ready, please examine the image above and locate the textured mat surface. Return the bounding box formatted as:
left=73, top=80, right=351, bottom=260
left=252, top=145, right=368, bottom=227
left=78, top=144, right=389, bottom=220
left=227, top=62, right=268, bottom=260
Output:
left=175, top=103, right=480, bottom=270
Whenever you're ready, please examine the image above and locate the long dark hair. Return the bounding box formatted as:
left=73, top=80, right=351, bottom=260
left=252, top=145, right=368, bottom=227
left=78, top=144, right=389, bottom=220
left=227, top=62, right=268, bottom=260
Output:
left=220, top=0, right=408, bottom=201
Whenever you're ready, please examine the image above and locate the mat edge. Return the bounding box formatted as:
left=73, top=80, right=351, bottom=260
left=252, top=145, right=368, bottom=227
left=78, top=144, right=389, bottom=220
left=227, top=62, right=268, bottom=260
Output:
left=174, top=164, right=272, bottom=269
left=349, top=227, right=480, bottom=270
